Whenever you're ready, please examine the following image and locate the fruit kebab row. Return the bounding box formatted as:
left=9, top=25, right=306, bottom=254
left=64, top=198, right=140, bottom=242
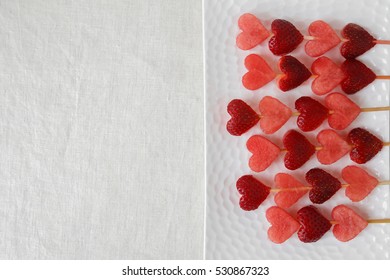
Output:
left=247, top=128, right=388, bottom=171
left=227, top=94, right=390, bottom=136
left=236, top=13, right=390, bottom=58
left=266, top=205, right=390, bottom=244
left=236, top=166, right=389, bottom=211
left=243, top=55, right=390, bottom=94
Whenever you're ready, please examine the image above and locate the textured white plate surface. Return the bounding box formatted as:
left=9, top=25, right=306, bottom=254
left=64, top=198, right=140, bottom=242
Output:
left=205, top=0, right=390, bottom=259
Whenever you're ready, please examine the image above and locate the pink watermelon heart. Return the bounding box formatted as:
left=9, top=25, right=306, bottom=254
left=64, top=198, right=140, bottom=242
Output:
left=311, top=57, right=346, bottom=95
left=305, top=20, right=341, bottom=57
left=236, top=13, right=270, bottom=50
left=325, top=92, right=361, bottom=130
left=316, top=129, right=351, bottom=164
left=242, top=54, right=276, bottom=90
left=274, top=173, right=308, bottom=209
left=342, top=166, right=379, bottom=202
left=247, top=135, right=280, bottom=172
left=332, top=205, right=368, bottom=242
left=259, top=96, right=292, bottom=134
left=266, top=206, right=300, bottom=244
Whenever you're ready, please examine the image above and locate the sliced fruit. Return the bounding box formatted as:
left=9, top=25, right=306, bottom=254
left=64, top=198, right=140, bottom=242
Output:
left=266, top=206, right=300, bottom=244
left=278, top=56, right=311, bottom=92
left=236, top=175, right=271, bottom=211
left=342, top=166, right=379, bottom=202
left=247, top=135, right=280, bottom=172
left=259, top=96, right=292, bottom=134
left=332, top=205, right=368, bottom=242
left=297, top=205, right=331, bottom=243
left=269, top=19, right=303, bottom=55
left=236, top=13, right=270, bottom=50
left=311, top=57, right=346, bottom=95
left=305, top=20, right=341, bottom=57
left=306, top=168, right=341, bottom=204
left=316, top=129, right=351, bottom=164
left=283, top=130, right=315, bottom=170
left=242, top=54, right=276, bottom=90
left=325, top=92, right=360, bottom=130
left=226, top=99, right=260, bottom=136
left=274, top=173, right=308, bottom=209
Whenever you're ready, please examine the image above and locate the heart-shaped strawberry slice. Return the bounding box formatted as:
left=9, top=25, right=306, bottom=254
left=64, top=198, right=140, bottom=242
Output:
left=325, top=92, right=360, bottom=130
left=278, top=56, right=311, bottom=92
left=341, top=23, right=376, bottom=59
left=269, top=19, right=303, bottom=55
left=347, top=128, right=383, bottom=164
left=305, top=20, right=341, bottom=57
left=236, top=13, right=270, bottom=50
left=266, top=206, right=300, bottom=244
left=297, top=205, right=331, bottom=243
left=295, top=96, right=329, bottom=132
left=316, top=129, right=351, bottom=165
left=259, top=96, right=292, bottom=134
left=342, top=166, right=379, bottom=202
left=283, top=130, right=315, bottom=170
left=341, top=59, right=376, bottom=94
left=236, top=175, right=271, bottom=211
left=242, top=54, right=276, bottom=90
left=226, top=99, right=260, bottom=136
left=274, top=173, right=308, bottom=209
left=332, top=205, right=368, bottom=242
left=306, top=168, right=341, bottom=204
left=247, top=135, right=280, bottom=172
left=311, top=57, right=346, bottom=95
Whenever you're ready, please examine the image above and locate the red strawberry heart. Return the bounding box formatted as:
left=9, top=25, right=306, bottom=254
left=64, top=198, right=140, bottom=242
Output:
left=242, top=54, right=276, bottom=90
left=266, top=206, right=300, bottom=244
left=341, top=59, right=376, bottom=94
left=305, top=20, right=341, bottom=57
left=341, top=23, right=376, bottom=59
left=347, top=128, right=383, bottom=164
left=274, top=173, right=308, bottom=209
left=325, top=92, right=360, bottom=130
left=283, top=130, right=315, bottom=170
left=269, top=19, right=303, bottom=55
left=236, top=175, right=271, bottom=211
left=236, top=13, right=270, bottom=50
left=295, top=96, right=329, bottom=132
left=311, top=57, right=346, bottom=95
left=247, top=135, right=280, bottom=172
left=278, top=56, right=311, bottom=92
left=297, top=205, right=331, bottom=243
left=306, top=168, right=341, bottom=204
left=316, top=129, right=351, bottom=165
left=259, top=96, right=292, bottom=134
left=332, top=205, right=368, bottom=242
left=226, top=99, right=260, bottom=136
left=342, top=166, right=379, bottom=202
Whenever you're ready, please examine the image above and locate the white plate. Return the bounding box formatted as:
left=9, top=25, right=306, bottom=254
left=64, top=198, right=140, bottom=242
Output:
left=204, top=0, right=390, bottom=259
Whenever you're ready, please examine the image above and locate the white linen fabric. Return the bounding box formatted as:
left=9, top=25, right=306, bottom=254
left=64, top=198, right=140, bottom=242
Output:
left=0, top=0, right=203, bottom=259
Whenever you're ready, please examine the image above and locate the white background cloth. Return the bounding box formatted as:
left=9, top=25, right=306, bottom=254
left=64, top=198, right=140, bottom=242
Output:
left=0, top=0, right=203, bottom=259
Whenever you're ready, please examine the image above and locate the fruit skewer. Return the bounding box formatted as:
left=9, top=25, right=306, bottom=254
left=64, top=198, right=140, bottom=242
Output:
left=266, top=205, right=390, bottom=244
left=236, top=166, right=389, bottom=211
left=227, top=95, right=390, bottom=136
left=236, top=13, right=390, bottom=58
left=247, top=128, right=387, bottom=171
left=243, top=55, right=390, bottom=94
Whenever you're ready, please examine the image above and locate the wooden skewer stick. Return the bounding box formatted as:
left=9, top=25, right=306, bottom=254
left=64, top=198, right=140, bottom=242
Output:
left=374, top=40, right=390, bottom=45
left=376, top=75, right=390, bottom=80
left=360, top=106, right=390, bottom=112
left=270, top=180, right=389, bottom=193
left=330, top=219, right=390, bottom=225
left=303, top=36, right=390, bottom=45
